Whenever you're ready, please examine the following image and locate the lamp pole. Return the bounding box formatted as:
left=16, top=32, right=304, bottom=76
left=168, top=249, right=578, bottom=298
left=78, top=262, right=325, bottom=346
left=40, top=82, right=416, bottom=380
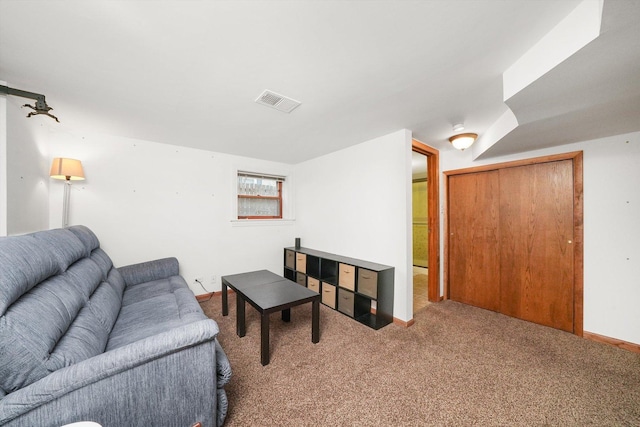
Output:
left=49, top=158, right=85, bottom=228
left=62, top=178, right=71, bottom=228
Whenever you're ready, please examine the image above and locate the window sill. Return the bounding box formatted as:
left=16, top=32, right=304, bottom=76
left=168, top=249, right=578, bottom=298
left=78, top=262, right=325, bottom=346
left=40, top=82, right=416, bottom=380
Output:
left=230, top=218, right=296, bottom=227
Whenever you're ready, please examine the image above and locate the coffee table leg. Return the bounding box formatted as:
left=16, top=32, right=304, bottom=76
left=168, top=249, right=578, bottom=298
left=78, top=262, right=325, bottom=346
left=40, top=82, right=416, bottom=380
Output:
left=222, top=281, right=228, bottom=316
left=261, top=312, right=270, bottom=366
left=282, top=308, right=291, bottom=322
left=237, top=295, right=246, bottom=337
left=312, top=299, right=320, bottom=344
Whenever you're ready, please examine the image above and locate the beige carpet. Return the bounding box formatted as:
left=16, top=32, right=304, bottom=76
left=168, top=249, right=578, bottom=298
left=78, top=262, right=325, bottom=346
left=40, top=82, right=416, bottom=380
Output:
left=413, top=270, right=429, bottom=313
left=201, top=294, right=640, bottom=426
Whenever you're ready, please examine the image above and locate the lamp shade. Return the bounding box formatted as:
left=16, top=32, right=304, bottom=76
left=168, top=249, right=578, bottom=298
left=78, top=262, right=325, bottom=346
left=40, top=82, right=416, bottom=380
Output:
left=50, top=158, right=85, bottom=181
left=448, top=133, right=478, bottom=151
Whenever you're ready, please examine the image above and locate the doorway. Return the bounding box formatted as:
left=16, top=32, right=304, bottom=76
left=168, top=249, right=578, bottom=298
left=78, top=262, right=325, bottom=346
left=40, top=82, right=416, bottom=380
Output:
left=412, top=151, right=429, bottom=312
left=412, top=140, right=440, bottom=314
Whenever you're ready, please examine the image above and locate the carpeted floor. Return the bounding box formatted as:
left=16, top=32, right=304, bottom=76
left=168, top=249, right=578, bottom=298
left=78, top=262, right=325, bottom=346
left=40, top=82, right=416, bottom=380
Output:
left=413, top=267, right=429, bottom=313
left=200, top=294, right=640, bottom=426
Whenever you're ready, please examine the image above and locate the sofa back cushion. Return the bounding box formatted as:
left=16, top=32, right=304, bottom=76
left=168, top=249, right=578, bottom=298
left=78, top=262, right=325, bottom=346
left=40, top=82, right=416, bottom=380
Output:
left=0, top=229, right=78, bottom=315
left=67, top=225, right=100, bottom=257
left=0, top=226, right=124, bottom=394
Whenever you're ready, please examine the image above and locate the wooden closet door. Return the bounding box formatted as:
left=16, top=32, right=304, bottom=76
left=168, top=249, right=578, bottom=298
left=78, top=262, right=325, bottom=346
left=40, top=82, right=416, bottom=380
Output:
left=448, top=171, right=501, bottom=311
left=499, top=160, right=575, bottom=332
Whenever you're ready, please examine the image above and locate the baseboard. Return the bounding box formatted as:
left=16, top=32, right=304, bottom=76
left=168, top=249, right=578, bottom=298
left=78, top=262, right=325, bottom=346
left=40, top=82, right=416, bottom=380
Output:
left=584, top=331, right=640, bottom=354
left=195, top=292, right=216, bottom=302
left=195, top=289, right=235, bottom=302
left=393, top=317, right=415, bottom=327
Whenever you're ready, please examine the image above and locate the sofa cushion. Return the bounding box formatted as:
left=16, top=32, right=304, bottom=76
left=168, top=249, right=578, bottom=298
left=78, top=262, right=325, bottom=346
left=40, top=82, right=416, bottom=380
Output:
left=106, top=267, right=126, bottom=300
left=45, top=256, right=125, bottom=372
left=0, top=255, right=108, bottom=391
left=121, top=275, right=200, bottom=309
left=66, top=258, right=105, bottom=300
left=89, top=279, right=123, bottom=332
left=45, top=272, right=124, bottom=370
left=67, top=225, right=100, bottom=256
left=107, top=276, right=205, bottom=350
left=0, top=274, right=84, bottom=392
left=46, top=303, right=110, bottom=369
left=0, top=228, right=88, bottom=316
left=0, top=234, right=60, bottom=315
left=32, top=228, right=87, bottom=272
left=91, top=248, right=115, bottom=281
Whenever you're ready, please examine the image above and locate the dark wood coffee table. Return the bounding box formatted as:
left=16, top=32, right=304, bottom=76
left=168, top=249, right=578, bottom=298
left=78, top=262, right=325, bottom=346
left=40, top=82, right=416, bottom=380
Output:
left=221, top=270, right=320, bottom=365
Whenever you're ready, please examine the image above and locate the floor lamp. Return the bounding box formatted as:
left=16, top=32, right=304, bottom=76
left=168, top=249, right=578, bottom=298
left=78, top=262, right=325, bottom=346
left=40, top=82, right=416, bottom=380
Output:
left=50, top=158, right=85, bottom=228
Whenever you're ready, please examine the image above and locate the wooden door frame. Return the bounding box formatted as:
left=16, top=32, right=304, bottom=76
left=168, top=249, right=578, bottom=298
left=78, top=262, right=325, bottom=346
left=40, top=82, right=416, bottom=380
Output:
left=411, top=140, right=441, bottom=303
left=443, top=151, right=584, bottom=336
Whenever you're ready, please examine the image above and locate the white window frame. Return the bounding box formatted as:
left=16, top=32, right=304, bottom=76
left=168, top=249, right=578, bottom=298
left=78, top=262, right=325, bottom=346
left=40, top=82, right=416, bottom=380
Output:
left=237, top=171, right=284, bottom=219
left=231, top=167, right=295, bottom=225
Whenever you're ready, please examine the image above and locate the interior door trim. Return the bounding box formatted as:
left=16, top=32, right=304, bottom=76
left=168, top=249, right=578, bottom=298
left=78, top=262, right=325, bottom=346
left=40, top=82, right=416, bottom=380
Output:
left=443, top=151, right=584, bottom=336
left=411, top=139, right=441, bottom=303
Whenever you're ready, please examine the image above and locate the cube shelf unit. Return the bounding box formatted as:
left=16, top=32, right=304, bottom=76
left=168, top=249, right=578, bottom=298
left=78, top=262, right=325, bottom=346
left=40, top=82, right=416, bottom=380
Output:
left=284, top=247, right=394, bottom=330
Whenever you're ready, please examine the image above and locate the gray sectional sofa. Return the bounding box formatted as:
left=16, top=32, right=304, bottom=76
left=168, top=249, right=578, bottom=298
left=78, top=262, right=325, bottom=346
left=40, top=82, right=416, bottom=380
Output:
left=0, top=225, right=231, bottom=427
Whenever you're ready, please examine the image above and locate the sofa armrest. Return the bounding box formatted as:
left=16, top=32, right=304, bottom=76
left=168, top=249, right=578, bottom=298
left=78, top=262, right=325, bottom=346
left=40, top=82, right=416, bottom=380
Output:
left=117, top=257, right=179, bottom=286
left=215, top=339, right=232, bottom=388
left=0, top=319, right=219, bottom=427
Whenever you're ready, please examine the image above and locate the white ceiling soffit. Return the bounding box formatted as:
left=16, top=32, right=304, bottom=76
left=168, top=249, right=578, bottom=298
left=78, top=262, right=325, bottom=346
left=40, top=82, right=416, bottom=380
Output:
left=473, top=0, right=640, bottom=160
left=502, top=0, right=604, bottom=102
left=255, top=90, right=301, bottom=113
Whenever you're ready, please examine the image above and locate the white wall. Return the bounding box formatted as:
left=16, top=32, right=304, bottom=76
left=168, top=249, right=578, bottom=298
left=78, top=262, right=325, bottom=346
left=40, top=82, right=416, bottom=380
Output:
left=4, top=95, right=49, bottom=235
left=46, top=127, right=296, bottom=295
left=293, top=129, right=414, bottom=322
left=5, top=89, right=638, bottom=345
left=441, top=131, right=640, bottom=346
left=0, top=84, right=7, bottom=236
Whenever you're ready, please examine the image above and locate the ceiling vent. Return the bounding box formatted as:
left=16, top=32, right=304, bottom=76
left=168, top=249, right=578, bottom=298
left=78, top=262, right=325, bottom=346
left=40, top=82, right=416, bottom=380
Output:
left=255, top=90, right=301, bottom=113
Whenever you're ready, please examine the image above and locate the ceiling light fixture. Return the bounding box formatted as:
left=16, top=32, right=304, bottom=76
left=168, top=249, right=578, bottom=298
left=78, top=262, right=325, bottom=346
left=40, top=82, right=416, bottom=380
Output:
left=448, top=132, right=478, bottom=151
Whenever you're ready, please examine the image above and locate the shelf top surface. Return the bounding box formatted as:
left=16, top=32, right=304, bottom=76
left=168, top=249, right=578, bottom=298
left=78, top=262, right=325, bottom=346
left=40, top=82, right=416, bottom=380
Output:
left=285, top=247, right=394, bottom=272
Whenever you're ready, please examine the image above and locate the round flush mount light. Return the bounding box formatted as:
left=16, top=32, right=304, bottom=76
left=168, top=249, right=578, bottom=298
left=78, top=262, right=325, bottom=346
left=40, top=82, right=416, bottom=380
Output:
left=449, top=133, right=478, bottom=151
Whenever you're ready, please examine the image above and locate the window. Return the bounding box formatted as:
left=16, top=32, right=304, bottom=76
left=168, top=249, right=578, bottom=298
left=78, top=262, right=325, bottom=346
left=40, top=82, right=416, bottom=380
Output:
left=237, top=172, right=284, bottom=219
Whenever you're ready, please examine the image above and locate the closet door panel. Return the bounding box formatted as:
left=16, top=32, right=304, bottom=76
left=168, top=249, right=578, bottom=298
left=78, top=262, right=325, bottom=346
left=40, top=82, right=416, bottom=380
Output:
left=448, top=171, right=501, bottom=311
left=499, top=161, right=574, bottom=332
